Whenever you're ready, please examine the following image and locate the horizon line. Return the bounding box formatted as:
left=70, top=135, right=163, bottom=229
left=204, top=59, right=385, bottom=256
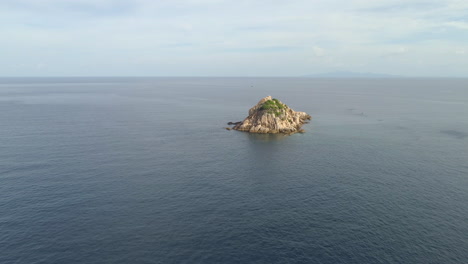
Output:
left=1, top=75, right=468, bottom=79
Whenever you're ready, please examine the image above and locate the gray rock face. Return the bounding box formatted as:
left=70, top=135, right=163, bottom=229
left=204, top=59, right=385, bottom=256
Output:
left=233, top=96, right=311, bottom=134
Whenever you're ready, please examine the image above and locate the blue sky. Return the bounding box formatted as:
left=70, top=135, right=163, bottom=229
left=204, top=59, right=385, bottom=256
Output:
left=1, top=0, right=468, bottom=77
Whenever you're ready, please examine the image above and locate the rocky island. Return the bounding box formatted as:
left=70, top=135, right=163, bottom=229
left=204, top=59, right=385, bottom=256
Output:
left=229, top=96, right=311, bottom=134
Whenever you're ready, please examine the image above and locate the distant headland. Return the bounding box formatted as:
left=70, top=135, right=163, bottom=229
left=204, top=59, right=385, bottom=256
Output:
left=227, top=96, right=311, bottom=134
left=303, top=71, right=400, bottom=78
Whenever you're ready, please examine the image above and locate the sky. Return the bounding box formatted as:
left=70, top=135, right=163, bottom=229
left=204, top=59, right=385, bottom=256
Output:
left=1, top=0, right=468, bottom=77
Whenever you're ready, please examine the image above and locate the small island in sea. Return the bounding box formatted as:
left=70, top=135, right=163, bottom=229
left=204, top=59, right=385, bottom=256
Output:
left=227, top=96, right=311, bottom=134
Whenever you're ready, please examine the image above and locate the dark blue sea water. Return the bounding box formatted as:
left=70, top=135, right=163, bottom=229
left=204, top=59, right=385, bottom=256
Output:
left=1, top=77, right=467, bottom=263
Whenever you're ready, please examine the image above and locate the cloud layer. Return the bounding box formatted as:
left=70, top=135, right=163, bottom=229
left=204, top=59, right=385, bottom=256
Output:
left=1, top=0, right=468, bottom=76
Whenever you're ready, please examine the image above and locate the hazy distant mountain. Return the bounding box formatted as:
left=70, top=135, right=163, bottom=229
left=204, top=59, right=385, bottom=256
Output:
left=303, top=71, right=400, bottom=78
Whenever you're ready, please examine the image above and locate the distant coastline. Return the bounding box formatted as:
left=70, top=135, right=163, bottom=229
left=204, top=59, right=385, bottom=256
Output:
left=302, top=71, right=401, bottom=78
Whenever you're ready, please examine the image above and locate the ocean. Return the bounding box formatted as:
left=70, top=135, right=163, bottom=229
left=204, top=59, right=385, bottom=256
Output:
left=1, top=77, right=467, bottom=263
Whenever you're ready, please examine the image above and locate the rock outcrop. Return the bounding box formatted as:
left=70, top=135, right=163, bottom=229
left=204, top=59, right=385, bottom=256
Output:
left=232, top=96, right=311, bottom=134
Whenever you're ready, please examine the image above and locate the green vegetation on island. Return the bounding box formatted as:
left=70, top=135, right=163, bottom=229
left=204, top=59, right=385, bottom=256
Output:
left=260, top=99, right=286, bottom=116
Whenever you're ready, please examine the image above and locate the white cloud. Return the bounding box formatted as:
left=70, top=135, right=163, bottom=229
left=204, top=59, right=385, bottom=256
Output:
left=0, top=0, right=467, bottom=76
left=444, top=21, right=468, bottom=30
left=312, top=46, right=326, bottom=57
